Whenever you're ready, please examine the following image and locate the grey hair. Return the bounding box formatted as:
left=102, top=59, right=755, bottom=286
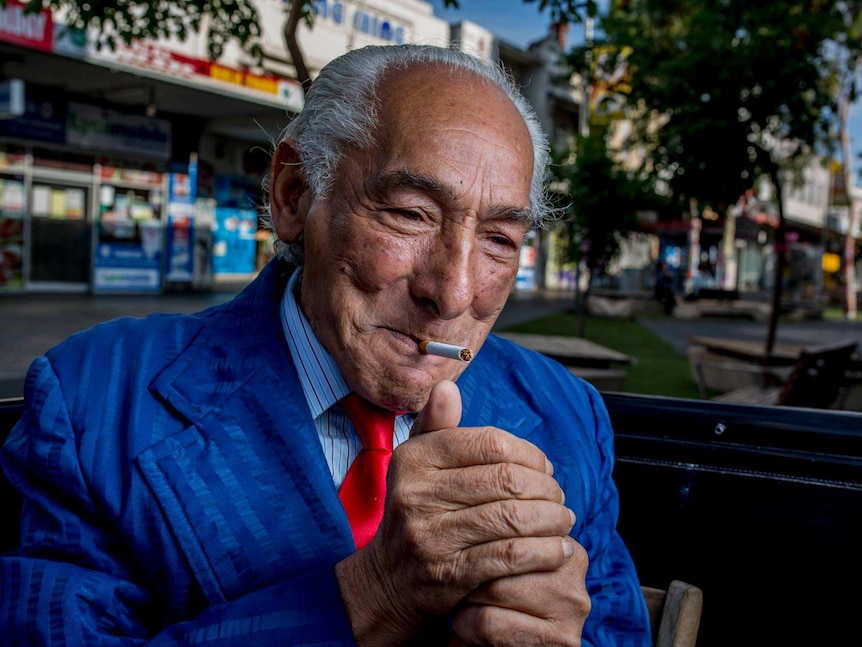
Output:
left=264, top=43, right=555, bottom=263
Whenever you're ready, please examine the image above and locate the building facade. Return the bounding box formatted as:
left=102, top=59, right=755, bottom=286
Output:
left=0, top=0, right=452, bottom=293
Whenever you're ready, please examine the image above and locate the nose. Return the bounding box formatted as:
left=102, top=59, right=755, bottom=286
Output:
left=410, top=228, right=476, bottom=320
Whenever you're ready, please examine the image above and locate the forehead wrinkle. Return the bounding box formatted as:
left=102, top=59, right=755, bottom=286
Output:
left=366, top=169, right=457, bottom=203
left=369, top=168, right=531, bottom=224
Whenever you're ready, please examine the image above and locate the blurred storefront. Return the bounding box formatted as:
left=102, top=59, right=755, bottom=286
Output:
left=0, top=0, right=301, bottom=292
left=0, top=0, right=449, bottom=293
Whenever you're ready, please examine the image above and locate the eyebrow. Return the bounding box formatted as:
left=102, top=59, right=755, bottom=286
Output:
left=367, top=169, right=533, bottom=223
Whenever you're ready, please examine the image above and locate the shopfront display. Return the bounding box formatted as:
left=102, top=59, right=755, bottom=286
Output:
left=212, top=207, right=258, bottom=277
left=165, top=161, right=197, bottom=284
left=93, top=165, right=165, bottom=292
left=0, top=174, right=25, bottom=289
left=0, top=145, right=26, bottom=290
left=0, top=138, right=176, bottom=293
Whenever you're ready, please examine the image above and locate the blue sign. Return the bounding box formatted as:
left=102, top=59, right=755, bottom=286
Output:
left=165, top=161, right=198, bottom=282
left=93, top=238, right=162, bottom=292
left=212, top=208, right=257, bottom=276
left=0, top=86, right=66, bottom=143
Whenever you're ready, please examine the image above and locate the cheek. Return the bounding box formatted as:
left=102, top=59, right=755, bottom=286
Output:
left=339, top=232, right=418, bottom=290
left=475, top=260, right=519, bottom=307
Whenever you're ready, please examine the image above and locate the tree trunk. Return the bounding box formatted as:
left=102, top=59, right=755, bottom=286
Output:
left=719, top=206, right=737, bottom=289
left=284, top=2, right=312, bottom=91
left=839, top=93, right=859, bottom=320
left=765, top=167, right=787, bottom=355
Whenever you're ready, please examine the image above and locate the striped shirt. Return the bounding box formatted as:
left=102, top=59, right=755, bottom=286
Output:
left=280, top=268, right=415, bottom=488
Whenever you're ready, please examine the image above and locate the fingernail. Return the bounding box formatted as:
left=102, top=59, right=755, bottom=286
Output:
left=545, top=458, right=554, bottom=475
left=562, top=537, right=574, bottom=558
left=569, top=509, right=576, bottom=526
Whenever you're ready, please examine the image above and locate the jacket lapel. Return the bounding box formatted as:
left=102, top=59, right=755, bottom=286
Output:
left=140, top=262, right=353, bottom=602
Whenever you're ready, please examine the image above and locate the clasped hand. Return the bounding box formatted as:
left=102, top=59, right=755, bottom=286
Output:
left=336, top=381, right=590, bottom=646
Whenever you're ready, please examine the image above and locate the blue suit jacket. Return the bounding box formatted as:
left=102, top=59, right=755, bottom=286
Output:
left=0, top=260, right=651, bottom=645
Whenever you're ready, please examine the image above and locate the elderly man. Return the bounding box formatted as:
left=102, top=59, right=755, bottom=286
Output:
left=0, top=44, right=651, bottom=646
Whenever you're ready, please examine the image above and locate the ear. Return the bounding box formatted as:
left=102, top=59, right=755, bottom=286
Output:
left=269, top=138, right=309, bottom=243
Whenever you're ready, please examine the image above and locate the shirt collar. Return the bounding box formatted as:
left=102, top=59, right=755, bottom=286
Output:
left=280, top=267, right=350, bottom=419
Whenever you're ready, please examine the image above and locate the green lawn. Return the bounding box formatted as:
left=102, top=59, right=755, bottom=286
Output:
left=498, top=311, right=702, bottom=398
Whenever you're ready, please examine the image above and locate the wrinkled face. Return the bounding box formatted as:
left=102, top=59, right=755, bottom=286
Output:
left=270, top=65, right=534, bottom=412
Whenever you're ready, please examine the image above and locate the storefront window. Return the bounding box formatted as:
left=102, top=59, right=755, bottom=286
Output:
left=93, top=171, right=166, bottom=293
left=0, top=172, right=25, bottom=289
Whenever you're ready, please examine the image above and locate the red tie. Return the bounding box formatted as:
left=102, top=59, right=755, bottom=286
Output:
left=338, top=393, right=396, bottom=549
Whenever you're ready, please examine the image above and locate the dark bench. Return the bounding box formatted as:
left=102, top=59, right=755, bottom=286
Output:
left=0, top=398, right=24, bottom=554
left=687, top=287, right=740, bottom=301
left=607, top=392, right=862, bottom=647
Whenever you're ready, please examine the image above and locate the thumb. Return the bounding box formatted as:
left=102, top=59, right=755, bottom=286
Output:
left=411, top=380, right=462, bottom=437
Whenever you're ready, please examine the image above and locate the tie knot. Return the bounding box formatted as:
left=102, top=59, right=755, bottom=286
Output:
left=340, top=392, right=395, bottom=452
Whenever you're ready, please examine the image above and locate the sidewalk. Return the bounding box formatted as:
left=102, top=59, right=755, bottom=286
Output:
left=0, top=286, right=578, bottom=399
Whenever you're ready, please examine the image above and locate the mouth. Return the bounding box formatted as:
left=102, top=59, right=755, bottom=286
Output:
left=382, top=327, right=463, bottom=356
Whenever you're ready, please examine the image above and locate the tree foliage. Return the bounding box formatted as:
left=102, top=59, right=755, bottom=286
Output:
left=579, top=0, right=862, bottom=347
left=10, top=0, right=266, bottom=61
left=550, top=125, right=659, bottom=333
left=582, top=0, right=848, bottom=211
left=552, top=128, right=647, bottom=276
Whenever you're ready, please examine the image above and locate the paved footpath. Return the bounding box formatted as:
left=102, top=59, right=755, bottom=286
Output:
left=639, top=316, right=862, bottom=357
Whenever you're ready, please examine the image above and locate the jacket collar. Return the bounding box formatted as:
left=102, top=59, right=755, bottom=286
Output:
left=149, top=260, right=297, bottom=424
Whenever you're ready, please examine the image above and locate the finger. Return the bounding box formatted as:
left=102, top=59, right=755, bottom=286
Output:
left=454, top=535, right=576, bottom=586
left=462, top=542, right=589, bottom=615
left=412, top=379, right=462, bottom=436
left=401, top=425, right=553, bottom=475
left=444, top=500, right=575, bottom=546
left=414, top=463, right=566, bottom=508
left=451, top=604, right=582, bottom=647
left=452, top=548, right=590, bottom=647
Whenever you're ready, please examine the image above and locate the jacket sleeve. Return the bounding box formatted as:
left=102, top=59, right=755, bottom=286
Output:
left=577, top=383, right=653, bottom=647
left=0, top=357, right=357, bottom=646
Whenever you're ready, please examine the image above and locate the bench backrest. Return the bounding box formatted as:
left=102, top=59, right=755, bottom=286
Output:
left=778, top=340, right=857, bottom=407
left=0, top=398, right=24, bottom=554
left=606, top=392, right=862, bottom=647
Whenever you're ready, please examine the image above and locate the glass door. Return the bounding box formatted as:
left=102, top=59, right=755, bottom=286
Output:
left=28, top=181, right=91, bottom=289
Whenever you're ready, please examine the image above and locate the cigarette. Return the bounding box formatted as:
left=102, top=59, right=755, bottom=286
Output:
left=419, top=340, right=473, bottom=362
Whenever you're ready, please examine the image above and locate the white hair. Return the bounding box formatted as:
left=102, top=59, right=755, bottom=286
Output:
left=264, top=43, right=555, bottom=262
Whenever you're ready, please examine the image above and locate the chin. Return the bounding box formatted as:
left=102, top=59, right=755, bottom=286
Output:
left=380, top=374, right=435, bottom=413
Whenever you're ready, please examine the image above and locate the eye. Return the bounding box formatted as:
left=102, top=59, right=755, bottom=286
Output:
left=489, top=234, right=519, bottom=250
left=390, top=208, right=424, bottom=221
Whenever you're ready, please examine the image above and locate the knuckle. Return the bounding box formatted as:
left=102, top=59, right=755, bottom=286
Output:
left=501, top=538, right=530, bottom=571
left=429, top=552, right=463, bottom=586
left=497, top=462, right=524, bottom=497
left=470, top=605, right=499, bottom=640
left=499, top=500, right=529, bottom=534
left=481, top=427, right=511, bottom=462
left=570, top=540, right=589, bottom=569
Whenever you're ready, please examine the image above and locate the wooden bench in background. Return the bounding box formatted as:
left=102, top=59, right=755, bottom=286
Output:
left=691, top=339, right=858, bottom=409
